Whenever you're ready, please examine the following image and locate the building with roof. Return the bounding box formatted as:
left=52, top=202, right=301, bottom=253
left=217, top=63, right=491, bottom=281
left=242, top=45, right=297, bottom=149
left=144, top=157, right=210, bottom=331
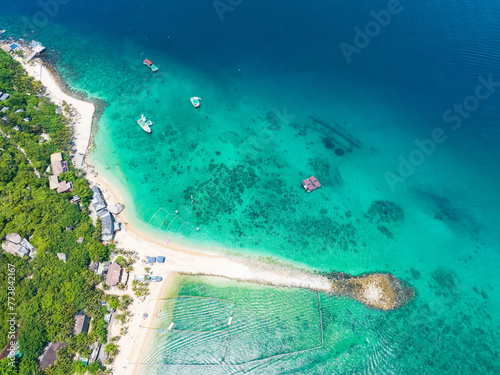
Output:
left=100, top=211, right=114, bottom=241
left=74, top=313, right=90, bottom=335
left=148, top=256, right=156, bottom=263
left=105, top=262, right=122, bottom=287
left=157, top=256, right=165, bottom=263
left=92, top=186, right=107, bottom=214
left=38, top=342, right=66, bottom=371
left=96, top=261, right=111, bottom=276
left=88, top=262, right=98, bottom=273
left=48, top=175, right=59, bottom=190
left=56, top=180, right=73, bottom=193
left=50, top=153, right=69, bottom=177
left=0, top=92, right=10, bottom=101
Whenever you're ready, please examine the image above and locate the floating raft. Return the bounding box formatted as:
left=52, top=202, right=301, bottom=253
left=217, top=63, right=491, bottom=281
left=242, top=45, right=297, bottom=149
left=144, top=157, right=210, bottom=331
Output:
left=302, top=176, right=321, bottom=192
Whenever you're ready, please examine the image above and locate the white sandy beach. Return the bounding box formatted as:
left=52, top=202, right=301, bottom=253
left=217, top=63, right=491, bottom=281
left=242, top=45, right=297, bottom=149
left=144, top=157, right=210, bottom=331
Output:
left=11, top=53, right=333, bottom=374
left=6, top=48, right=95, bottom=159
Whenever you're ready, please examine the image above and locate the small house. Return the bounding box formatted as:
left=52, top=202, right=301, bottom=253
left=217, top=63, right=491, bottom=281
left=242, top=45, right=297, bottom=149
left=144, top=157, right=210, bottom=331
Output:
left=157, top=256, right=165, bottom=263
left=100, top=211, right=114, bottom=241
left=38, top=342, right=66, bottom=371
left=88, top=262, right=98, bottom=273
left=96, top=261, right=110, bottom=276
left=56, top=181, right=73, bottom=193
left=50, top=153, right=69, bottom=177
left=73, top=313, right=90, bottom=335
left=91, top=186, right=107, bottom=213
left=148, top=256, right=156, bottom=264
left=0, top=93, right=9, bottom=101
left=105, top=262, right=122, bottom=287
left=48, top=175, right=59, bottom=190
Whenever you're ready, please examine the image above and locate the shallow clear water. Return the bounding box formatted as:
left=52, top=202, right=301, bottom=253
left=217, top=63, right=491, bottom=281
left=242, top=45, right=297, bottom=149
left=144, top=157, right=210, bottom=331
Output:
left=1, top=0, right=499, bottom=372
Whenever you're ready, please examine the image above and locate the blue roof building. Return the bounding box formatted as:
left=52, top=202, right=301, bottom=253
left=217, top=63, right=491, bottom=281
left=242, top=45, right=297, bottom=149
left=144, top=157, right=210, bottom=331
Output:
left=147, top=257, right=156, bottom=263
left=157, top=256, right=165, bottom=263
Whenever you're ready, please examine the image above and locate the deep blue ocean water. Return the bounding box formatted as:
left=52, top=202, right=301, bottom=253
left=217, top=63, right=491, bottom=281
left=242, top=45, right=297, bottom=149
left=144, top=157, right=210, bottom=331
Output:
left=1, top=0, right=500, bottom=373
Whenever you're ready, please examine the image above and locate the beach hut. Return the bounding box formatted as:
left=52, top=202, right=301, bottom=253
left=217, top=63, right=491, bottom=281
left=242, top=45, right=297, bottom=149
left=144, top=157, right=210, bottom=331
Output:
left=73, top=313, right=90, bottom=335
left=105, top=262, right=122, bottom=287
left=157, top=256, right=165, bottom=263
left=38, top=342, right=66, bottom=371
left=148, top=256, right=156, bottom=263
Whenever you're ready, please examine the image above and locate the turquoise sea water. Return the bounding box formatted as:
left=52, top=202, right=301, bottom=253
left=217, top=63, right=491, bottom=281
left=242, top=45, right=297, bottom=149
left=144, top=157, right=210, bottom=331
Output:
left=1, top=0, right=500, bottom=373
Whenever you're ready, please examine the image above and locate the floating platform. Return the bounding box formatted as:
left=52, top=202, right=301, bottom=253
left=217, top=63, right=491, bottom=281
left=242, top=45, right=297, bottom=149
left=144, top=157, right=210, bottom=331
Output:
left=302, top=176, right=321, bottom=192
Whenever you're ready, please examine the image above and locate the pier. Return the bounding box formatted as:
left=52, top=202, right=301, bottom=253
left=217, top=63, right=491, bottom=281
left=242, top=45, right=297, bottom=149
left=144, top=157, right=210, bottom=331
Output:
left=25, top=41, right=45, bottom=63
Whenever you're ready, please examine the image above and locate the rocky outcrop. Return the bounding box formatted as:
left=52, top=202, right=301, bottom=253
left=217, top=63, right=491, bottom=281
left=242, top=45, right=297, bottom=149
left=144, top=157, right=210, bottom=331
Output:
left=2, top=233, right=34, bottom=258
left=327, top=272, right=414, bottom=310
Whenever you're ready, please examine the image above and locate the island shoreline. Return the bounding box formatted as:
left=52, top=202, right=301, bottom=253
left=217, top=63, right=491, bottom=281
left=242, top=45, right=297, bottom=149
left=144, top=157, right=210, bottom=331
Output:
left=4, top=44, right=413, bottom=374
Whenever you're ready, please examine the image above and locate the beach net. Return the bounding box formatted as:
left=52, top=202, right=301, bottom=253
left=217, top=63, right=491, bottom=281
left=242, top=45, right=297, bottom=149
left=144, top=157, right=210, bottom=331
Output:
left=135, top=289, right=323, bottom=366
left=147, top=207, right=196, bottom=240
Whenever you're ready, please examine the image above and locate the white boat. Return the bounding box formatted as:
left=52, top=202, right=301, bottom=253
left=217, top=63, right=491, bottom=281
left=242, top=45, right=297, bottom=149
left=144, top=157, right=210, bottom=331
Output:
left=137, top=114, right=152, bottom=133
left=190, top=97, right=201, bottom=108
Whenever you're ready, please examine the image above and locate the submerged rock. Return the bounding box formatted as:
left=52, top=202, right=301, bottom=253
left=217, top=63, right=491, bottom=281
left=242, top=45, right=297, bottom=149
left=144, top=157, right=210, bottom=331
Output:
left=366, top=200, right=404, bottom=225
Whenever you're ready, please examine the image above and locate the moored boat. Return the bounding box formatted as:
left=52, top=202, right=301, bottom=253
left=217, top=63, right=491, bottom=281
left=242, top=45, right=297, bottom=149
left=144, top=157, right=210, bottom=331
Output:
left=143, top=59, right=158, bottom=72
left=190, top=97, right=201, bottom=108
left=137, top=114, right=152, bottom=133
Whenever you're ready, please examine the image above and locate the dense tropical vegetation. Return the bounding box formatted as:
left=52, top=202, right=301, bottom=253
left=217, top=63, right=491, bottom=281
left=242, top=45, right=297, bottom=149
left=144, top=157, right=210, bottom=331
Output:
left=0, top=49, right=111, bottom=374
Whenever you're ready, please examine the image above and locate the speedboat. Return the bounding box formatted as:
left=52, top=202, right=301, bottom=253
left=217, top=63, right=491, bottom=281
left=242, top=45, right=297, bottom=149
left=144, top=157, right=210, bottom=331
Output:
left=190, top=97, right=201, bottom=108
left=137, top=114, right=152, bottom=133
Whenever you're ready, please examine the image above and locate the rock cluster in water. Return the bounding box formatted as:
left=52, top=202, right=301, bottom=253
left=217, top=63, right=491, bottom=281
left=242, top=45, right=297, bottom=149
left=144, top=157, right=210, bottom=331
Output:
left=327, top=272, right=414, bottom=310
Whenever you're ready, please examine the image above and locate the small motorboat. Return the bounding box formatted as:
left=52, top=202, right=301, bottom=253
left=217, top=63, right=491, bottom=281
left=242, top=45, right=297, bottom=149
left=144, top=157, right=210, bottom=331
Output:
left=190, top=97, right=201, bottom=108
left=137, top=114, right=152, bottom=133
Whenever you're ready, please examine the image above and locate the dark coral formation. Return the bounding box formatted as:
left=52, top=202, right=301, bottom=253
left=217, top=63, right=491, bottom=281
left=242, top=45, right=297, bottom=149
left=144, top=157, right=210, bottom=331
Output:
left=334, top=148, right=345, bottom=156
left=365, top=200, right=404, bottom=238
